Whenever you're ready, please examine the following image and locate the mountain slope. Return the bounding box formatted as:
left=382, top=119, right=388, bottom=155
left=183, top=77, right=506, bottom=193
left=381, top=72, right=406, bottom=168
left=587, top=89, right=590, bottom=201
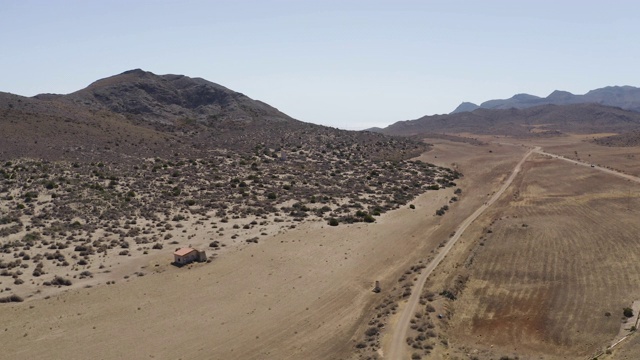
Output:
left=2, top=69, right=429, bottom=162
left=382, top=103, right=640, bottom=137
left=41, top=69, right=295, bottom=126
left=451, top=85, right=640, bottom=113
left=451, top=102, right=479, bottom=114
left=594, top=130, right=640, bottom=147
left=0, top=91, right=181, bottom=161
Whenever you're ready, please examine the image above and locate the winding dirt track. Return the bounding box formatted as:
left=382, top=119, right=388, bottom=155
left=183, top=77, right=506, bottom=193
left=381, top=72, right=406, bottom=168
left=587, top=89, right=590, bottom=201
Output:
left=385, top=146, right=536, bottom=359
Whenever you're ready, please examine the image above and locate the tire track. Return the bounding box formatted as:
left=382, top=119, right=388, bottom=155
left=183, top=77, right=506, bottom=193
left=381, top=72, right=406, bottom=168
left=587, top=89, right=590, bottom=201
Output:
left=384, top=147, right=535, bottom=359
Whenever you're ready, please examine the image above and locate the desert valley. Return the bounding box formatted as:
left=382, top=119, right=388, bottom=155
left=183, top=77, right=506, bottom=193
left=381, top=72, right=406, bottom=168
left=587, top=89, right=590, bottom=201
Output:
left=2, top=70, right=640, bottom=360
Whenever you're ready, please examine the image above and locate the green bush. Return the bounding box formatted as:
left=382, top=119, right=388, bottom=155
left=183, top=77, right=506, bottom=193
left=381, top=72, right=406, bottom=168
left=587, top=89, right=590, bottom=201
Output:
left=624, top=307, right=634, bottom=318
left=328, top=218, right=339, bottom=226
left=363, top=214, right=375, bottom=223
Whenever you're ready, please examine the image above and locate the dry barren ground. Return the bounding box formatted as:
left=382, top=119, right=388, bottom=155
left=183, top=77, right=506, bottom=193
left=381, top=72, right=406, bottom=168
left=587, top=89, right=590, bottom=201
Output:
left=0, top=139, right=525, bottom=360
left=364, top=139, right=529, bottom=359
left=428, top=146, right=640, bottom=359
left=0, top=181, right=458, bottom=359
left=366, top=134, right=640, bottom=360
left=3, top=134, right=638, bottom=360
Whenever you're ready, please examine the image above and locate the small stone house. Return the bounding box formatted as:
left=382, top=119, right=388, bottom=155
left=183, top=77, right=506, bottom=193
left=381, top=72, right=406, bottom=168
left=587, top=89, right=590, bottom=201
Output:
left=173, top=247, right=207, bottom=265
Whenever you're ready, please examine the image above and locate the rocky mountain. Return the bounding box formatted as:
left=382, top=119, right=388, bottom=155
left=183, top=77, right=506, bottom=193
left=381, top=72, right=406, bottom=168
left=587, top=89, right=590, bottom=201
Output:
left=36, top=69, right=295, bottom=126
left=450, top=102, right=479, bottom=113
left=451, top=86, right=640, bottom=113
left=380, top=103, right=640, bottom=138
left=0, top=90, right=182, bottom=161
left=2, top=69, right=428, bottom=161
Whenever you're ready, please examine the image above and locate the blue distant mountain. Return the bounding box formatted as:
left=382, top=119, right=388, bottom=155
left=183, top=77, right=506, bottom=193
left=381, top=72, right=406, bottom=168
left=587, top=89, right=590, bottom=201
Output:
left=451, top=86, right=640, bottom=113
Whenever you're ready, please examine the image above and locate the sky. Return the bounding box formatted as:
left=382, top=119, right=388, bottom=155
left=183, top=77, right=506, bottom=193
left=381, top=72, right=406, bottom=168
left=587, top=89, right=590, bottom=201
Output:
left=1, top=0, right=639, bottom=130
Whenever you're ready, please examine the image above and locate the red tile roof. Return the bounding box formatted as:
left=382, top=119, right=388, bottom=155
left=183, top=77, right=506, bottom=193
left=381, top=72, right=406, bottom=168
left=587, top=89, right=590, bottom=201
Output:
left=174, top=248, right=196, bottom=256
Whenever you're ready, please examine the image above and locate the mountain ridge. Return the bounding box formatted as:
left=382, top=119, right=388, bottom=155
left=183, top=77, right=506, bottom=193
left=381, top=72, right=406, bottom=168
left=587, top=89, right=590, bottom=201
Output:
left=380, top=103, right=640, bottom=138
left=2, top=69, right=428, bottom=161
left=50, top=69, right=295, bottom=126
left=451, top=85, right=640, bottom=113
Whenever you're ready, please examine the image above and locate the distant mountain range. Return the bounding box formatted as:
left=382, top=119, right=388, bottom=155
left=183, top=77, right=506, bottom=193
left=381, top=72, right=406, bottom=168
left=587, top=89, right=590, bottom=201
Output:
left=376, top=103, right=640, bottom=138
left=451, top=86, right=640, bottom=113
left=369, top=85, right=640, bottom=140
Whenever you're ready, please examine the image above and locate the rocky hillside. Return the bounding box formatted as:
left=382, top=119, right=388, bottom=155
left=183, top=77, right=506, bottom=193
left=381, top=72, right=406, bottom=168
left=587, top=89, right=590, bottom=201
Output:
left=2, top=69, right=428, bottom=162
left=451, top=85, right=640, bottom=113
left=38, top=69, right=294, bottom=126
left=0, top=70, right=459, bottom=304
left=381, top=103, right=640, bottom=138
left=594, top=130, right=640, bottom=147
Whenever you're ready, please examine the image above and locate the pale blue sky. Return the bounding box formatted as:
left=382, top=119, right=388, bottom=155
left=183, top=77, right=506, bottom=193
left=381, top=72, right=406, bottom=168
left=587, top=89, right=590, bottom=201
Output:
left=1, top=1, right=638, bottom=129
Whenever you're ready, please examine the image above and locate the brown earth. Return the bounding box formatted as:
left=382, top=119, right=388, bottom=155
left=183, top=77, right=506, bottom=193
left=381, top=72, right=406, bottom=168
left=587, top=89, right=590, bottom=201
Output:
left=389, top=136, right=640, bottom=360
left=0, top=138, right=524, bottom=360
left=4, top=69, right=640, bottom=359
left=594, top=130, right=640, bottom=147
left=2, top=132, right=640, bottom=360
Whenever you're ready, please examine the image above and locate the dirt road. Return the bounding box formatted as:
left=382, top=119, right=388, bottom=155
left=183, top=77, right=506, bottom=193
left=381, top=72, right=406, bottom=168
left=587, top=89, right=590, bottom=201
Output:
left=384, top=147, right=535, bottom=359
left=534, top=148, right=640, bottom=184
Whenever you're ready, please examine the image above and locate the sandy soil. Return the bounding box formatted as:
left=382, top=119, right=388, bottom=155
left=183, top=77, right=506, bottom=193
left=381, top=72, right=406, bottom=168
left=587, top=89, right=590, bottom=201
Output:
left=2, top=134, right=638, bottom=360
left=384, top=146, right=535, bottom=359
left=0, top=181, right=456, bottom=359
left=426, top=140, right=640, bottom=359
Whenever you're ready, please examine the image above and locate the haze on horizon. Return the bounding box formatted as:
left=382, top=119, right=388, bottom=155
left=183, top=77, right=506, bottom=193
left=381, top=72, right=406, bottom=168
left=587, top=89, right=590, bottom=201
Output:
left=1, top=0, right=639, bottom=130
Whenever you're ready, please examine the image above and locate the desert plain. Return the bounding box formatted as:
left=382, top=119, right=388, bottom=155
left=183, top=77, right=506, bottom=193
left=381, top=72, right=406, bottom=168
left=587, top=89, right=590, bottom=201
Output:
left=2, top=70, right=640, bottom=360
left=1, top=132, right=639, bottom=360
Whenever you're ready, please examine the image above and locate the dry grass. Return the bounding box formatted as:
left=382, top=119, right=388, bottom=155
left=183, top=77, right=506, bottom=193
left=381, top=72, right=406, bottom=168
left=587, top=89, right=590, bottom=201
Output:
left=444, top=153, right=640, bottom=359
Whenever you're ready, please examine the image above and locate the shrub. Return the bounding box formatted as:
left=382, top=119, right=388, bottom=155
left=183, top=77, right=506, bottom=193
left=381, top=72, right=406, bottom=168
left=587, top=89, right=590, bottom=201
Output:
left=0, top=294, right=23, bottom=303
left=364, top=327, right=379, bottom=337
left=328, top=218, right=339, bottom=226
left=440, top=289, right=456, bottom=300
left=624, top=307, right=634, bottom=318
left=363, top=214, right=375, bottom=223
left=49, top=276, right=72, bottom=286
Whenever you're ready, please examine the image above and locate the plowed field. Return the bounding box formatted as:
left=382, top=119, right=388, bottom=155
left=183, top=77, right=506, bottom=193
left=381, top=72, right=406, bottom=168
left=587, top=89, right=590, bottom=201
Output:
left=449, top=153, right=640, bottom=359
